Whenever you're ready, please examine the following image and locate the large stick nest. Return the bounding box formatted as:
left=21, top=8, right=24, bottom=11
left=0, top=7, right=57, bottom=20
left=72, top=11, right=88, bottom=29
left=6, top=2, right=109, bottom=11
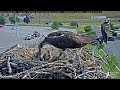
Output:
left=0, top=44, right=113, bottom=79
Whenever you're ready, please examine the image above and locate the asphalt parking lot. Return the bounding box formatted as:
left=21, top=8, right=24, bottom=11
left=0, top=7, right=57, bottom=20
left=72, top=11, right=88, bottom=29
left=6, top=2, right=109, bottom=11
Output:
left=92, top=25, right=120, bottom=67
left=0, top=26, right=75, bottom=53
left=1, top=25, right=120, bottom=67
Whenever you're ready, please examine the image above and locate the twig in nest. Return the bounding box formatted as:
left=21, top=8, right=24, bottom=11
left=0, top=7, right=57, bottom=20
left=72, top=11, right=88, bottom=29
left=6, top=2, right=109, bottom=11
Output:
left=96, top=53, right=110, bottom=79
left=6, top=56, right=12, bottom=74
left=92, top=44, right=99, bottom=64
left=21, top=71, right=31, bottom=79
left=75, top=70, right=96, bottom=79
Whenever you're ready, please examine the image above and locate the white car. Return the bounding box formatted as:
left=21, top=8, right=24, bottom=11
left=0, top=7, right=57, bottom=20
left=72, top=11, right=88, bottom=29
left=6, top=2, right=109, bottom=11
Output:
left=12, top=26, right=18, bottom=30
left=116, top=28, right=120, bottom=31
left=25, top=34, right=35, bottom=40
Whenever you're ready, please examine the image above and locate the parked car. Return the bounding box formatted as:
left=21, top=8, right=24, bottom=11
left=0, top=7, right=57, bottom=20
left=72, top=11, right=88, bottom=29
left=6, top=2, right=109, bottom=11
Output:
left=108, top=37, right=115, bottom=41
left=25, top=34, right=35, bottom=40
left=114, top=25, right=120, bottom=29
left=116, top=28, right=120, bottom=31
left=0, top=25, right=4, bottom=28
left=33, top=31, right=40, bottom=37
left=12, top=26, right=18, bottom=30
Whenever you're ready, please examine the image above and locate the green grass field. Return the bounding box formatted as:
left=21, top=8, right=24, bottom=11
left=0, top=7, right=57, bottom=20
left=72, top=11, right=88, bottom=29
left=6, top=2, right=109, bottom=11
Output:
left=14, top=11, right=120, bottom=28
left=14, top=11, right=120, bottom=26
left=29, top=11, right=120, bottom=20
left=84, top=44, right=120, bottom=79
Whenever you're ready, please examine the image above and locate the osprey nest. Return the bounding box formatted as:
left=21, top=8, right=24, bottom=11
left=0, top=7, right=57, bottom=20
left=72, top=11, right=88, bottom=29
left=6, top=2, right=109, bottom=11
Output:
left=0, top=43, right=113, bottom=79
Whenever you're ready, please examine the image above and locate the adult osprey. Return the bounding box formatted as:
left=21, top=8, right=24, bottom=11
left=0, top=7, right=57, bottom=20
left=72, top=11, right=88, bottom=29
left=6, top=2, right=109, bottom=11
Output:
left=101, top=18, right=111, bottom=44
left=38, top=31, right=102, bottom=59
left=38, top=19, right=111, bottom=59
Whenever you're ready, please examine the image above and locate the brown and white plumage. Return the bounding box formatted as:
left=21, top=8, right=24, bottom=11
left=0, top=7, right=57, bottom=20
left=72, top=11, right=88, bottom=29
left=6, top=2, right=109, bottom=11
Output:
left=38, top=19, right=110, bottom=60
left=38, top=31, right=96, bottom=60
left=39, top=31, right=93, bottom=51
left=101, top=18, right=111, bottom=44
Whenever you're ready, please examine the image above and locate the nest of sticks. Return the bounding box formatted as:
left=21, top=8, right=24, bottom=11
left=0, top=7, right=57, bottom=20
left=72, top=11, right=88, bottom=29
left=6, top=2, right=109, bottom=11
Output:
left=0, top=44, right=113, bottom=79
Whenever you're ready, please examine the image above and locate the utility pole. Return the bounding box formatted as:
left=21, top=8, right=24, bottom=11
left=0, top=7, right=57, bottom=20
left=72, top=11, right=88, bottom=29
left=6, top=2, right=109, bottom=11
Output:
left=14, top=13, right=19, bottom=48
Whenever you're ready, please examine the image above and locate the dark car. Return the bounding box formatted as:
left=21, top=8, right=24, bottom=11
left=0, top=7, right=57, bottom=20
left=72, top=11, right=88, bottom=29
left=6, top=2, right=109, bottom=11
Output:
left=0, top=25, right=4, bottom=28
left=108, top=37, right=115, bottom=41
left=25, top=34, right=35, bottom=40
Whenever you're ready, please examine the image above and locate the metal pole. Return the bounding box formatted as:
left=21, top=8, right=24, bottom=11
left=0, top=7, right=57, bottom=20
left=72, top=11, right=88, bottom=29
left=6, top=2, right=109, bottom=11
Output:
left=39, top=13, right=40, bottom=25
left=15, top=13, right=19, bottom=47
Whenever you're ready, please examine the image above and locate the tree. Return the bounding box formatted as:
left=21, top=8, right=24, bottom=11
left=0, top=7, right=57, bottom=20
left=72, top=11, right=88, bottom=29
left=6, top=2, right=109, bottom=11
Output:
left=70, top=21, right=78, bottom=27
left=0, top=16, right=5, bottom=25
left=9, top=16, right=20, bottom=24
left=23, top=16, right=30, bottom=24
left=51, top=21, right=61, bottom=30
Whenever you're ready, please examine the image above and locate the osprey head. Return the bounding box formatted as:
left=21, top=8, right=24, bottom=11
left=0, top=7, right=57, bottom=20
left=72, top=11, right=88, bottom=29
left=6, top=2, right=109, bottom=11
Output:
left=104, top=18, right=110, bottom=23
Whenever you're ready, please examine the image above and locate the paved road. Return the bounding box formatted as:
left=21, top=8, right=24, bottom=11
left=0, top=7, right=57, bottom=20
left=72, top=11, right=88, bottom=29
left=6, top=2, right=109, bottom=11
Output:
left=92, top=25, right=120, bottom=67
left=0, top=26, right=75, bottom=53
left=92, top=25, right=120, bottom=57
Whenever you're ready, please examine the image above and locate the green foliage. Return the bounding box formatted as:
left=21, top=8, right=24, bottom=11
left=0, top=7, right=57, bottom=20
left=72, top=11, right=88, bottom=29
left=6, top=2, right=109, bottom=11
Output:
left=106, top=54, right=119, bottom=69
left=112, top=32, right=117, bottom=36
left=84, top=44, right=93, bottom=51
left=0, top=16, right=6, bottom=25
left=86, top=31, right=96, bottom=35
left=110, top=23, right=115, bottom=30
left=110, top=23, right=115, bottom=33
left=84, top=26, right=96, bottom=36
left=84, top=26, right=91, bottom=32
left=9, top=16, right=20, bottom=24
left=98, top=43, right=105, bottom=50
left=51, top=21, right=61, bottom=30
left=70, top=21, right=78, bottom=26
left=76, top=26, right=84, bottom=34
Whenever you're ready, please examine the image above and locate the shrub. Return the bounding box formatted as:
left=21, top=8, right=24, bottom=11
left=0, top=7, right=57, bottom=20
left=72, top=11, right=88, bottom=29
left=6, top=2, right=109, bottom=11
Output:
left=84, top=26, right=92, bottom=32
left=0, top=16, right=5, bottom=25
left=51, top=21, right=61, bottom=30
left=110, top=23, right=115, bottom=33
left=84, top=26, right=96, bottom=36
left=23, top=16, right=30, bottom=24
left=9, top=16, right=20, bottom=24
left=70, top=21, right=78, bottom=27
left=112, top=32, right=117, bottom=36
left=110, top=23, right=115, bottom=30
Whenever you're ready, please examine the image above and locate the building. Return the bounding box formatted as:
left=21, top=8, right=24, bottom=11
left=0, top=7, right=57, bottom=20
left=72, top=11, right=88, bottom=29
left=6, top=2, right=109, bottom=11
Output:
left=91, top=16, right=107, bottom=19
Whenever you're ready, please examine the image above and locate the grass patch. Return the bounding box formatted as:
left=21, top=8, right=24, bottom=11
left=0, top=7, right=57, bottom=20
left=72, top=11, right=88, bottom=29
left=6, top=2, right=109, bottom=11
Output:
left=85, top=44, right=106, bottom=56
left=84, top=44, right=93, bottom=50
left=76, top=26, right=85, bottom=33
left=30, top=11, right=120, bottom=21
left=84, top=44, right=120, bottom=79
left=101, top=61, right=120, bottom=79
left=63, top=26, right=77, bottom=29
left=97, top=49, right=106, bottom=57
